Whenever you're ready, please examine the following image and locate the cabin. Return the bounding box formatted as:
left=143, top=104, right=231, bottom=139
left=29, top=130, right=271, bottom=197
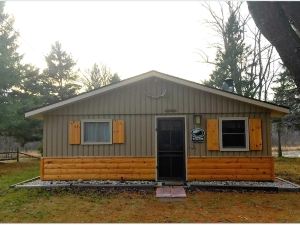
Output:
left=25, top=71, right=289, bottom=182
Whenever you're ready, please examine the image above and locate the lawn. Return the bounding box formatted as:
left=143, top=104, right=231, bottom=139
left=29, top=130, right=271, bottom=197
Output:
left=275, top=157, right=300, bottom=184
left=0, top=158, right=300, bottom=223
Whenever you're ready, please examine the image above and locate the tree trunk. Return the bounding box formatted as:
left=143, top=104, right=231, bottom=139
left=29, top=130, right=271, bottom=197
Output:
left=247, top=2, right=300, bottom=91
left=277, top=122, right=283, bottom=157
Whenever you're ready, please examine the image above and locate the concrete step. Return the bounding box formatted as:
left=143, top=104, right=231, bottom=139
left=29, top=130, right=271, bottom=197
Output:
left=156, top=186, right=186, bottom=198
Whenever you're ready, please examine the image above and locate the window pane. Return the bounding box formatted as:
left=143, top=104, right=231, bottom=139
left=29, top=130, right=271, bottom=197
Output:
left=222, top=134, right=246, bottom=148
left=84, top=122, right=110, bottom=143
left=222, top=120, right=245, bottom=133
left=222, top=120, right=246, bottom=149
left=99, top=122, right=110, bottom=142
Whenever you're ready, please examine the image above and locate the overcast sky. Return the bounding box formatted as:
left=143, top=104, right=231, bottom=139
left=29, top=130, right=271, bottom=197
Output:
left=6, top=1, right=239, bottom=82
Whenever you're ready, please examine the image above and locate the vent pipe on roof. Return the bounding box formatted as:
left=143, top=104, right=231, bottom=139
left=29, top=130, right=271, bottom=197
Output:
left=222, top=78, right=234, bottom=92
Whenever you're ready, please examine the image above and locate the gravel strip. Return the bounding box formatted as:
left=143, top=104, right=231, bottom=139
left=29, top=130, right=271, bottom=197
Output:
left=188, top=178, right=300, bottom=192
left=14, top=179, right=157, bottom=189
left=13, top=178, right=300, bottom=192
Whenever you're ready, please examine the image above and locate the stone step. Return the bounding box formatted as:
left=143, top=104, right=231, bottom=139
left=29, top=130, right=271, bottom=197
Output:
left=156, top=186, right=186, bottom=198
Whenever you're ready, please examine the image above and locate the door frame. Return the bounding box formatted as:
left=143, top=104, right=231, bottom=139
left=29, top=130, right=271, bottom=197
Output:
left=155, top=115, right=187, bottom=181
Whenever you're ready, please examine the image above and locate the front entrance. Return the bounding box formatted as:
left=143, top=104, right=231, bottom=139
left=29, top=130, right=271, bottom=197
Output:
left=157, top=117, right=186, bottom=181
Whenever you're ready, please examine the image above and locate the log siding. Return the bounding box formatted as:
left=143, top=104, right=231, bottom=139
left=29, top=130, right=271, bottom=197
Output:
left=41, top=157, right=156, bottom=181
left=41, top=156, right=274, bottom=181
left=187, top=157, right=274, bottom=181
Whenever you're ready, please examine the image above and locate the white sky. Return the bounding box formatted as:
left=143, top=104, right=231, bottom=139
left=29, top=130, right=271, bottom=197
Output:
left=5, top=1, right=224, bottom=82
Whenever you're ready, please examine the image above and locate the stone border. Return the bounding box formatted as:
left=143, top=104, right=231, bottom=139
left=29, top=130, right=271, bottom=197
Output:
left=275, top=177, right=300, bottom=192
left=12, top=179, right=156, bottom=189
left=187, top=178, right=300, bottom=192
left=11, top=177, right=300, bottom=192
left=9, top=176, right=40, bottom=188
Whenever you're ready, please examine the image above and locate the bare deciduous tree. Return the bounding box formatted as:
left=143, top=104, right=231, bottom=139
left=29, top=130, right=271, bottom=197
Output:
left=82, top=64, right=120, bottom=91
left=200, top=1, right=281, bottom=101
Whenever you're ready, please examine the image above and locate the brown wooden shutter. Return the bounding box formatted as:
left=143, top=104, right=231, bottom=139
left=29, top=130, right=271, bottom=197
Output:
left=207, top=119, right=219, bottom=150
left=113, top=120, right=125, bottom=144
left=68, top=121, right=81, bottom=145
left=249, top=118, right=263, bottom=150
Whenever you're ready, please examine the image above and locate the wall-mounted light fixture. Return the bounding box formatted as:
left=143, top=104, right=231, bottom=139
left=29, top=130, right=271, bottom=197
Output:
left=194, top=115, right=201, bottom=127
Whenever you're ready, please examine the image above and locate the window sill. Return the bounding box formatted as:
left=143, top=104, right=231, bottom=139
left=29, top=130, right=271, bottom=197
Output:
left=81, top=142, right=112, bottom=145
left=220, top=148, right=249, bottom=152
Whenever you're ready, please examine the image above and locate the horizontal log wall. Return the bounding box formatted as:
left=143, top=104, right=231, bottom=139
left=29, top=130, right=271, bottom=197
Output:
left=41, top=156, right=275, bottom=181
left=187, top=157, right=274, bottom=181
left=41, top=157, right=156, bottom=181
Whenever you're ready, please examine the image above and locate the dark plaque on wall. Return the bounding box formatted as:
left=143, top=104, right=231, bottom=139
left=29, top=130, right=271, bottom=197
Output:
left=191, top=128, right=205, bottom=143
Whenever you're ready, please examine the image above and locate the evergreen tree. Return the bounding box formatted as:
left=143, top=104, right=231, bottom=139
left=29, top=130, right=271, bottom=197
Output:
left=202, top=2, right=280, bottom=101
left=20, top=64, right=43, bottom=96
left=42, top=41, right=80, bottom=102
left=6, top=88, right=43, bottom=146
left=272, top=67, right=300, bottom=156
left=110, top=73, right=121, bottom=84
left=272, top=67, right=300, bottom=130
left=204, top=3, right=251, bottom=95
left=0, top=2, right=22, bottom=97
left=272, top=69, right=299, bottom=113
left=0, top=2, right=23, bottom=134
left=0, top=3, right=43, bottom=145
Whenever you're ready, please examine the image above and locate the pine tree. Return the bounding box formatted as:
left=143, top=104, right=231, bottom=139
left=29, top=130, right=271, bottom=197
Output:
left=272, top=69, right=299, bottom=113
left=20, top=64, right=43, bottom=96
left=0, top=2, right=23, bottom=134
left=0, top=2, right=22, bottom=98
left=272, top=68, right=300, bottom=128
left=110, top=73, right=121, bottom=84
left=42, top=41, right=80, bottom=102
left=204, top=3, right=251, bottom=96
left=0, top=3, right=43, bottom=145
left=272, top=67, right=300, bottom=157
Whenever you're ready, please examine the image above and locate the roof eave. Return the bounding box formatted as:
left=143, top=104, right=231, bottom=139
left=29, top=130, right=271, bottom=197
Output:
left=25, top=71, right=156, bottom=118
left=156, top=73, right=290, bottom=114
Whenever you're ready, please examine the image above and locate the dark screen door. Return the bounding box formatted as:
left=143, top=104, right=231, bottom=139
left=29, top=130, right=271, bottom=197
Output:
left=157, top=118, right=185, bottom=180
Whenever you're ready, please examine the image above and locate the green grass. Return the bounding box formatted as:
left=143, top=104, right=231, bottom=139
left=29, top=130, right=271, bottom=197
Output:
left=0, top=159, right=45, bottom=222
left=0, top=159, right=39, bottom=189
left=0, top=158, right=300, bottom=222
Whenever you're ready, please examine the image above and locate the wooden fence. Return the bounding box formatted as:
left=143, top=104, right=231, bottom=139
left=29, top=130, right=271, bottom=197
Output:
left=0, top=148, right=19, bottom=161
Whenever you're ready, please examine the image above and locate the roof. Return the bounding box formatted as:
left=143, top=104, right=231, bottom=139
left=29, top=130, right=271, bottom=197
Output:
left=25, top=70, right=289, bottom=118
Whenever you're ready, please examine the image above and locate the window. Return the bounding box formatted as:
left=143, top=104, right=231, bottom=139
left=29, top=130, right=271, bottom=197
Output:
left=81, top=119, right=112, bottom=144
left=219, top=117, right=249, bottom=151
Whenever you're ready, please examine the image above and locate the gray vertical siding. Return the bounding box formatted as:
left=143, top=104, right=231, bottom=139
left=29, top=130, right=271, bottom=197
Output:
left=43, top=77, right=271, bottom=157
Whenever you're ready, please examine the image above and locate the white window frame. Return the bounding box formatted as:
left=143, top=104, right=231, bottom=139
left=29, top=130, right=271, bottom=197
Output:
left=81, top=119, right=112, bottom=145
left=219, top=117, right=249, bottom=151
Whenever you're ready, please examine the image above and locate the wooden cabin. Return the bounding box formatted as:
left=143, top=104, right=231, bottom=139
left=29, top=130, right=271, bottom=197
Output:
left=25, top=71, right=289, bottom=182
